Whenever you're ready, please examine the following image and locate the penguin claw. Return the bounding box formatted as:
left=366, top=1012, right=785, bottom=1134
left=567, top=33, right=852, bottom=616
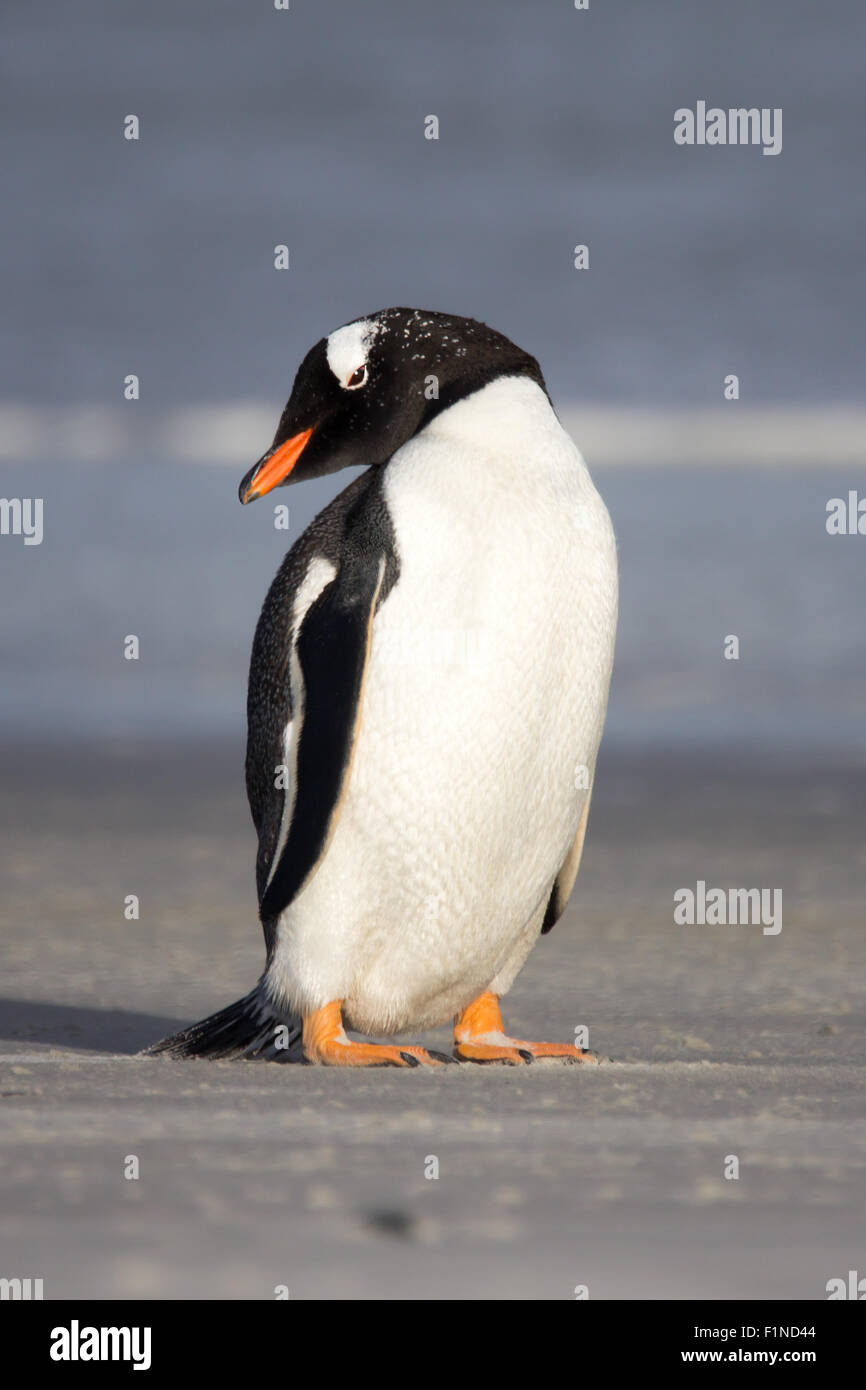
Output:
left=452, top=994, right=600, bottom=1066
left=516, top=1045, right=600, bottom=1064
left=302, top=1002, right=452, bottom=1066
left=309, top=1043, right=447, bottom=1068
left=452, top=1042, right=533, bottom=1065
left=452, top=1040, right=599, bottom=1065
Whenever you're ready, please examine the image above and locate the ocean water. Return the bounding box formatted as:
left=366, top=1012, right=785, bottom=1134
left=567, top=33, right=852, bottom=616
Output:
left=1, top=0, right=863, bottom=753
left=2, top=0, right=864, bottom=407
left=0, top=459, right=863, bottom=756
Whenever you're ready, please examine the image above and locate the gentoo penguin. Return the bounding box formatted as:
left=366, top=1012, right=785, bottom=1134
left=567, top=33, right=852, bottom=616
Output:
left=149, top=307, right=618, bottom=1066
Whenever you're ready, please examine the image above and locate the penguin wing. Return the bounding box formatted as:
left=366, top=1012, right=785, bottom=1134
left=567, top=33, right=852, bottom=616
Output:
left=259, top=545, right=386, bottom=922
left=244, top=470, right=397, bottom=939
left=540, top=784, right=593, bottom=935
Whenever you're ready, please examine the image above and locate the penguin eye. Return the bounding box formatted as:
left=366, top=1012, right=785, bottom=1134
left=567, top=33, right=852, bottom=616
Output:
left=345, top=365, right=367, bottom=389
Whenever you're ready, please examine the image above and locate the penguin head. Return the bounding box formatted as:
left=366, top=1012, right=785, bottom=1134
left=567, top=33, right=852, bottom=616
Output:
left=238, top=307, right=546, bottom=503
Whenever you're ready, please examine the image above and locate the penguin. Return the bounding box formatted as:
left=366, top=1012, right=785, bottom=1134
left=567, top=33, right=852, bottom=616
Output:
left=149, top=307, right=618, bottom=1066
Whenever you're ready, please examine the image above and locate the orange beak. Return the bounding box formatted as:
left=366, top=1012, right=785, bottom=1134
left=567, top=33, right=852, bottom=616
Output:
left=239, top=426, right=315, bottom=504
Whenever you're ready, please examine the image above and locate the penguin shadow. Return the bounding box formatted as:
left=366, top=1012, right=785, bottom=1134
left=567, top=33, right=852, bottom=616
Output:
left=0, top=997, right=184, bottom=1056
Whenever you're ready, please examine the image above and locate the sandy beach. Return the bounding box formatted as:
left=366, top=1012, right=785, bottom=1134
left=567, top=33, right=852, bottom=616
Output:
left=1, top=741, right=862, bottom=1300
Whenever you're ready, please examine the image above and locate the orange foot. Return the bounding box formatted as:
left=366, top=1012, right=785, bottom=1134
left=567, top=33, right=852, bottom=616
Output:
left=453, top=991, right=599, bottom=1066
left=303, top=1000, right=451, bottom=1067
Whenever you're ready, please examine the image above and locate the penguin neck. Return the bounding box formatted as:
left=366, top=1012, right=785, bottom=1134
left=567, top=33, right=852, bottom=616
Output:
left=384, top=374, right=589, bottom=516
left=417, top=374, right=558, bottom=457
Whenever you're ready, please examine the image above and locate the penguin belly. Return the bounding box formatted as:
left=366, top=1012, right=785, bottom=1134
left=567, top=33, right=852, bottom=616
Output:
left=264, top=378, right=618, bottom=1034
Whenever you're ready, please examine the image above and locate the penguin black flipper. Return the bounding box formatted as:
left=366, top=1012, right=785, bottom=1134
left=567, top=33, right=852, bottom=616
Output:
left=244, top=472, right=367, bottom=918
left=248, top=470, right=399, bottom=945
left=258, top=547, right=389, bottom=923
left=541, top=785, right=594, bottom=935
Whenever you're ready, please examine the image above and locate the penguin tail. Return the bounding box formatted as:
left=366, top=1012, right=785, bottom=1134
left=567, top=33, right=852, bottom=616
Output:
left=143, top=985, right=302, bottom=1062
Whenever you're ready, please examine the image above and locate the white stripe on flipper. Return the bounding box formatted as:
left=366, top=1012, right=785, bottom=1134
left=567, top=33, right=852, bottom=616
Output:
left=265, top=557, right=337, bottom=892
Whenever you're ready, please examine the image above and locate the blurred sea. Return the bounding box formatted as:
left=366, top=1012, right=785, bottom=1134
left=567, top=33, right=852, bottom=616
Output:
left=1, top=0, right=864, bottom=754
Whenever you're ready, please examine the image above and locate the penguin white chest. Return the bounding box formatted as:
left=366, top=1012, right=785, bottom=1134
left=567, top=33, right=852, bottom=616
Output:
left=269, top=378, right=617, bottom=1032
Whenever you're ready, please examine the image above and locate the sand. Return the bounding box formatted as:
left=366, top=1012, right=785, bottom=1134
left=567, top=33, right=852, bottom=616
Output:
left=1, top=742, right=863, bottom=1299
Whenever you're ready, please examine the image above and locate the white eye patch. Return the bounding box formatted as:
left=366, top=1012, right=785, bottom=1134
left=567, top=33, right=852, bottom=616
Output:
left=326, top=318, right=378, bottom=389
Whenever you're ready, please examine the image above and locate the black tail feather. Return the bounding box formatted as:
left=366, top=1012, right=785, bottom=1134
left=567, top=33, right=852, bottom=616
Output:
left=143, top=986, right=302, bottom=1062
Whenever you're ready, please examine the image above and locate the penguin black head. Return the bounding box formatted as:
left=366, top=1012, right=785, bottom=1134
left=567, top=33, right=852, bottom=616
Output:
left=238, top=307, right=547, bottom=503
